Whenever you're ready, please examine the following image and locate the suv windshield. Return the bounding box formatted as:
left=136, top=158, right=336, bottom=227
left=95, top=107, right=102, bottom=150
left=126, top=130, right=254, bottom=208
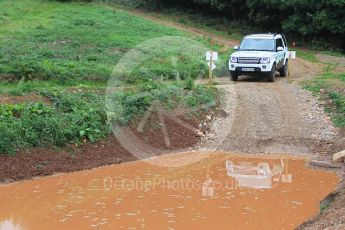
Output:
left=239, top=38, right=274, bottom=51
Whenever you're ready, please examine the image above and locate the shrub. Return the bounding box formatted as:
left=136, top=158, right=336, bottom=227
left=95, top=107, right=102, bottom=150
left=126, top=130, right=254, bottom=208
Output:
left=0, top=91, right=110, bottom=154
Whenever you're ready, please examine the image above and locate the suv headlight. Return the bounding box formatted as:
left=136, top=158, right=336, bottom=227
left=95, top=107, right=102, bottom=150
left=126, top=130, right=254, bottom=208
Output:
left=230, top=56, right=238, bottom=63
left=260, top=57, right=270, bottom=64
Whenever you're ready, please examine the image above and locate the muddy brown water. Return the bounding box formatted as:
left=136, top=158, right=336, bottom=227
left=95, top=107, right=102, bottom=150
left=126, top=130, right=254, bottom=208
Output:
left=0, top=152, right=339, bottom=230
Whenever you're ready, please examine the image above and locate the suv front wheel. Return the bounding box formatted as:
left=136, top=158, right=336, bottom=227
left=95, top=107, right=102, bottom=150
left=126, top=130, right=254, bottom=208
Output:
left=267, top=65, right=276, bottom=82
left=230, top=71, right=238, bottom=81
left=279, top=60, right=288, bottom=77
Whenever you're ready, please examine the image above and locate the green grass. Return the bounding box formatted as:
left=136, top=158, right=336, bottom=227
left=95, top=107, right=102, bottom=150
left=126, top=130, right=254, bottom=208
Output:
left=328, top=92, right=345, bottom=127
left=0, top=0, right=220, bottom=154
left=107, top=82, right=217, bottom=125
left=294, top=48, right=318, bottom=63
left=304, top=71, right=345, bottom=127
left=0, top=79, right=107, bottom=96
left=0, top=90, right=109, bottom=154
left=0, top=0, right=185, bottom=82
left=320, top=199, right=332, bottom=213
left=109, top=1, right=252, bottom=42
left=320, top=50, right=345, bottom=57
left=0, top=0, right=230, bottom=85
left=153, top=10, right=245, bottom=41
left=294, top=48, right=345, bottom=63
left=304, top=72, right=345, bottom=91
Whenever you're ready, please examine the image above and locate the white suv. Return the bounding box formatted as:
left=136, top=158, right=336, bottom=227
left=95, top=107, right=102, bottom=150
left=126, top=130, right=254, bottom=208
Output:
left=229, top=34, right=289, bottom=82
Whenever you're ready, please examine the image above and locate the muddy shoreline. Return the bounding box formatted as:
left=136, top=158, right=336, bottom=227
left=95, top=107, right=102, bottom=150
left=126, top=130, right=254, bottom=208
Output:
left=0, top=112, right=209, bottom=183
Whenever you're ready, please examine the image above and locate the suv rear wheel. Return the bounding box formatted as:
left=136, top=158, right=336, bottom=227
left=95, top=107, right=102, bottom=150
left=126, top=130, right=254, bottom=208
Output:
left=230, top=71, right=238, bottom=81
left=267, top=65, right=276, bottom=82
left=279, top=60, right=288, bottom=77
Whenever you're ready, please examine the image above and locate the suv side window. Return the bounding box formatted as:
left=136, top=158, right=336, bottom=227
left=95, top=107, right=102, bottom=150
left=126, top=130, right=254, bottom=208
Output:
left=275, top=38, right=284, bottom=50
left=281, top=34, right=288, bottom=48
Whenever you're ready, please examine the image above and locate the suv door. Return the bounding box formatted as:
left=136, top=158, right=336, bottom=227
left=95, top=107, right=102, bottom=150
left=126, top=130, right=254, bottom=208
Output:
left=275, top=38, right=285, bottom=69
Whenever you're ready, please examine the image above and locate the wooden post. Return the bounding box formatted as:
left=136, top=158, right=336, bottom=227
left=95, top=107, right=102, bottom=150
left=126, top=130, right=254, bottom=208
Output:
left=210, top=36, right=214, bottom=46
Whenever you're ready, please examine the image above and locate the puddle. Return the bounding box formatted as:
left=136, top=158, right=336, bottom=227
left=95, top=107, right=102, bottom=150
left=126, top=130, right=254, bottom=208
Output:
left=0, top=152, right=339, bottom=230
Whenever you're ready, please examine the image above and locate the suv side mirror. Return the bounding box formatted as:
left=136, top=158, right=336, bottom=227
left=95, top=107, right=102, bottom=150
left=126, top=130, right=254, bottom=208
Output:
left=277, top=46, right=284, bottom=51
left=234, top=46, right=239, bottom=50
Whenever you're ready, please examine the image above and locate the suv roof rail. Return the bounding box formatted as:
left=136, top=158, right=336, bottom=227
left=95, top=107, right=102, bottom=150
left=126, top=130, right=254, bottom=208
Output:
left=247, top=33, right=276, bottom=37
left=268, top=32, right=278, bottom=37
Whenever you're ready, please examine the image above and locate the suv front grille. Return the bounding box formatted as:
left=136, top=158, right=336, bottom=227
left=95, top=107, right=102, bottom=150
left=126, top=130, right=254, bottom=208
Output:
left=238, top=57, right=260, bottom=64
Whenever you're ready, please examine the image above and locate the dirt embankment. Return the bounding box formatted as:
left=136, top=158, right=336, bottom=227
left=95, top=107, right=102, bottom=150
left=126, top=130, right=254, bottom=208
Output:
left=0, top=112, right=207, bottom=183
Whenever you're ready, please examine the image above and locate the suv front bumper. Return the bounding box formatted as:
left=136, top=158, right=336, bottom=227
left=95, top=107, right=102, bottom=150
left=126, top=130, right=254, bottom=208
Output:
left=229, top=62, right=273, bottom=74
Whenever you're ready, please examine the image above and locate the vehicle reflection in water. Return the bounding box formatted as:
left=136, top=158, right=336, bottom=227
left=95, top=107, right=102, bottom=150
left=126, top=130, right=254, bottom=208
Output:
left=0, top=152, right=339, bottom=230
left=225, top=158, right=292, bottom=189
left=0, top=220, right=22, bottom=230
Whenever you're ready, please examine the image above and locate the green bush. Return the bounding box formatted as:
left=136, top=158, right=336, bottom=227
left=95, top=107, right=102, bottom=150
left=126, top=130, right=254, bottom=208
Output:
left=107, top=82, right=217, bottom=125
left=0, top=91, right=110, bottom=154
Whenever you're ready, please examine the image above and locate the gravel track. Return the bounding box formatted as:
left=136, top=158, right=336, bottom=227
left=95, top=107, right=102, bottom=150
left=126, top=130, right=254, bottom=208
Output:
left=199, top=77, right=340, bottom=155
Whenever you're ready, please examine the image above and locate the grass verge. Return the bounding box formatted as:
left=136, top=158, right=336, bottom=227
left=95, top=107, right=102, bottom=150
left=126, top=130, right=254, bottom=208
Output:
left=304, top=71, right=345, bottom=128
left=294, top=48, right=319, bottom=63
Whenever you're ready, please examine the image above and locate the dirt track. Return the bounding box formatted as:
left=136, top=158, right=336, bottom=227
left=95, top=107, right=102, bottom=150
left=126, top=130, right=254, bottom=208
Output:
left=196, top=74, right=344, bottom=158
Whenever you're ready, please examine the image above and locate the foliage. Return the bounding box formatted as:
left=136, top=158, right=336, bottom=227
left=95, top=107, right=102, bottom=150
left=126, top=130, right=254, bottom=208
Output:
left=328, top=92, right=345, bottom=127
left=111, top=0, right=345, bottom=51
left=0, top=90, right=109, bottom=154
left=304, top=71, right=345, bottom=127
left=107, top=82, right=217, bottom=125
left=0, top=82, right=217, bottom=154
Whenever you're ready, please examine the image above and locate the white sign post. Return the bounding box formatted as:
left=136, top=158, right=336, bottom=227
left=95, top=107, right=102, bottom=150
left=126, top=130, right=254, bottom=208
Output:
left=206, top=51, right=218, bottom=61
left=289, top=51, right=296, bottom=59
left=206, top=51, right=218, bottom=84
left=287, top=51, right=296, bottom=79
left=207, top=62, right=216, bottom=70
